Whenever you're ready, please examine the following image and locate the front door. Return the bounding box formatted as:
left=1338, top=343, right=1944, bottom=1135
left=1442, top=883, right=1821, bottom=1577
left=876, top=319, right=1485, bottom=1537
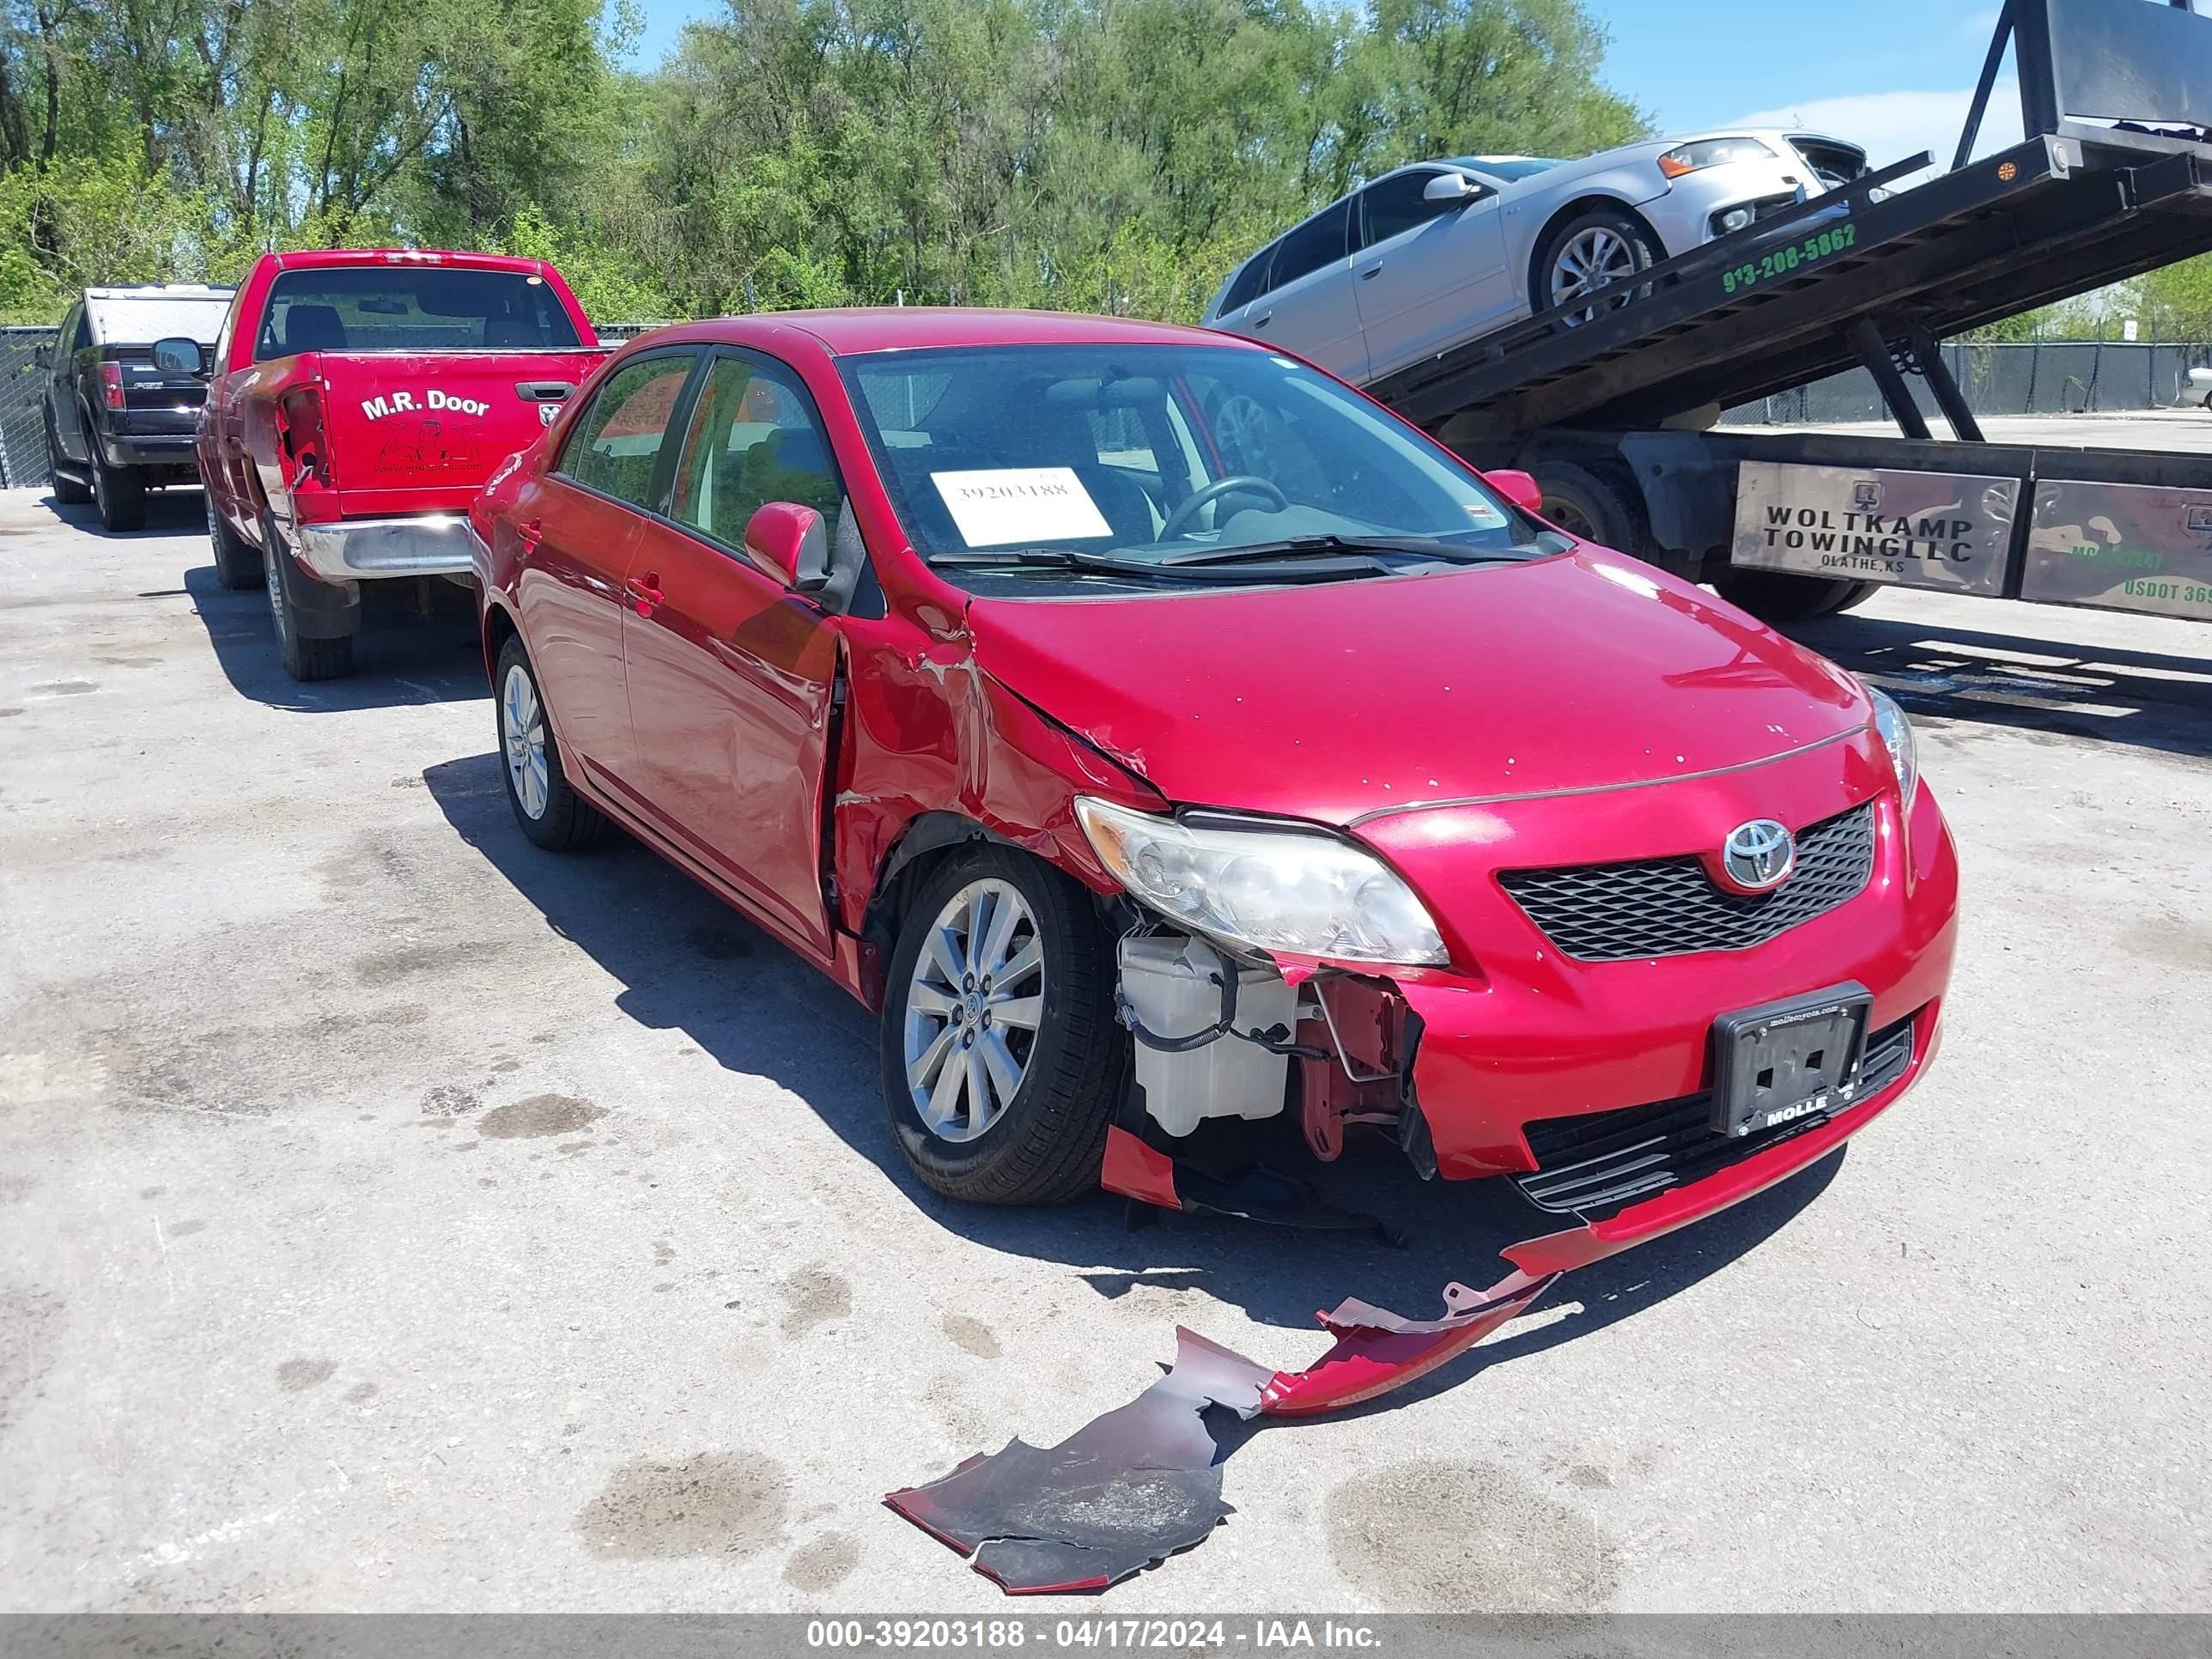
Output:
left=621, top=349, right=848, bottom=962
left=1352, top=170, right=1514, bottom=381
left=518, top=348, right=699, bottom=784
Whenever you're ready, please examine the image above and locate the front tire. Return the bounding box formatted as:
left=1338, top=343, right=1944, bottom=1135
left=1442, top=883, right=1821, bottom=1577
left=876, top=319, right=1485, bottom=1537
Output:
left=43, top=410, right=90, bottom=504
left=1531, top=459, right=1648, bottom=554
left=1534, top=206, right=1659, bottom=326
left=880, top=846, right=1124, bottom=1206
left=495, top=635, right=608, bottom=851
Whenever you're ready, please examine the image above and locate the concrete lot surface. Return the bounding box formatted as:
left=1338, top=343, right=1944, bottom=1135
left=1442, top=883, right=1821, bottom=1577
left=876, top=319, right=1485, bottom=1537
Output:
left=2, top=486, right=2209, bottom=1613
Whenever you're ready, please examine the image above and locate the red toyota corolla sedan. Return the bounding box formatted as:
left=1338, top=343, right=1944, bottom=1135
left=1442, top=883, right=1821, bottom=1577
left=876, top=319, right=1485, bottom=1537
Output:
left=468, top=308, right=1956, bottom=1267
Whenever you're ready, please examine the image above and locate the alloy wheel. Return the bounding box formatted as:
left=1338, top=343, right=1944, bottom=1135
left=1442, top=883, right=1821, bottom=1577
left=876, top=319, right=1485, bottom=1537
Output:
left=501, top=662, right=550, bottom=820
left=902, top=878, right=1046, bottom=1143
left=1550, top=226, right=1644, bottom=325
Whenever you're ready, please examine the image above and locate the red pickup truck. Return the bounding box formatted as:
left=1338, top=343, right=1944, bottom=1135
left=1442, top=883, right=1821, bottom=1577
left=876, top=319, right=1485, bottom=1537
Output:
left=196, top=249, right=605, bottom=680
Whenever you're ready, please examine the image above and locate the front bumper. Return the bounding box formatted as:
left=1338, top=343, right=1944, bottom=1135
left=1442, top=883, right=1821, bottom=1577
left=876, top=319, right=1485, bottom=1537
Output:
left=1353, top=732, right=1957, bottom=1180
left=282, top=514, right=477, bottom=582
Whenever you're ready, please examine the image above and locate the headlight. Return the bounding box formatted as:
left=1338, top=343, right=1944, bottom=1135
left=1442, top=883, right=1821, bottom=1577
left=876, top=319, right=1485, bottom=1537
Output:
left=1657, top=137, right=1778, bottom=178
left=1866, top=684, right=1919, bottom=811
left=1075, top=797, right=1448, bottom=966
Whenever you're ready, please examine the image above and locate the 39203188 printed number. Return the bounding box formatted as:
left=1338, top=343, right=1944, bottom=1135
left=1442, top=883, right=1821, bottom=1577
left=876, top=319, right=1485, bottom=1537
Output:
left=1721, top=221, right=1856, bottom=295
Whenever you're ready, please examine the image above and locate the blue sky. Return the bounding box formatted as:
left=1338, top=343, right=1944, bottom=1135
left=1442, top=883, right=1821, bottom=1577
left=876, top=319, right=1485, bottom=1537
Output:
left=629, top=1, right=2022, bottom=173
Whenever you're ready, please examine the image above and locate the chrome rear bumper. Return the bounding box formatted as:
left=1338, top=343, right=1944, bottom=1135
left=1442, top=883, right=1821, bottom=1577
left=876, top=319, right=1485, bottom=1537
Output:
left=286, top=514, right=477, bottom=582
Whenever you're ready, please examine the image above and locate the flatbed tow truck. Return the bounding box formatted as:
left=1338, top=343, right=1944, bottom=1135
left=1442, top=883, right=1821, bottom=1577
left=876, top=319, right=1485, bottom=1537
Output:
left=1368, top=0, right=2212, bottom=629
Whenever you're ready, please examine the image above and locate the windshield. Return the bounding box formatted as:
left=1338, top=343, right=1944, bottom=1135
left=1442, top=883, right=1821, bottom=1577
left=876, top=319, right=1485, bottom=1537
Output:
left=839, top=343, right=1553, bottom=592
left=253, top=267, right=582, bottom=360
left=1453, top=156, right=1564, bottom=182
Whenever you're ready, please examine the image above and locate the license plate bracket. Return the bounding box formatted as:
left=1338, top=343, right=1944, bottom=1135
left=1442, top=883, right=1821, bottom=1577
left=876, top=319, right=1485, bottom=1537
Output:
left=1710, top=982, right=1873, bottom=1139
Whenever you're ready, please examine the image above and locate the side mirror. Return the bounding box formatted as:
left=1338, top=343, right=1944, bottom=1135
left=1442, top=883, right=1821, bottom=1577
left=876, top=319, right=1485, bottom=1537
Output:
left=1422, top=173, right=1481, bottom=204
left=32, top=344, right=51, bottom=369
left=152, top=336, right=203, bottom=376
left=1486, top=468, right=1546, bottom=516
left=742, top=501, right=830, bottom=591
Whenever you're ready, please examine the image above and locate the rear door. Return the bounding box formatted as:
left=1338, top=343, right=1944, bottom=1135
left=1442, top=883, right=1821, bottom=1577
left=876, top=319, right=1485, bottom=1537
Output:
left=1235, top=200, right=1365, bottom=381
left=621, top=348, right=848, bottom=962
left=515, top=348, right=701, bottom=785
left=1351, top=168, right=1515, bottom=380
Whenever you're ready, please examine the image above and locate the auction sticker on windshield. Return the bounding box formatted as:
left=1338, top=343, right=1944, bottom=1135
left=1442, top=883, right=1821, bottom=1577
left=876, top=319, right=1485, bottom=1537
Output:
left=933, top=467, right=1112, bottom=547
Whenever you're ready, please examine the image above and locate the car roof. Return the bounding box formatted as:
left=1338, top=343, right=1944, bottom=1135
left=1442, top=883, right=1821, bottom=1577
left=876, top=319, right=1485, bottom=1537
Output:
left=659, top=307, right=1261, bottom=357
left=265, top=248, right=554, bottom=275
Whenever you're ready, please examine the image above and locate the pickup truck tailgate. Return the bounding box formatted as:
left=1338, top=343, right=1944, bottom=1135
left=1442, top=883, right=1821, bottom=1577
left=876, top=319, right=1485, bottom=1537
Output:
left=315, top=350, right=607, bottom=515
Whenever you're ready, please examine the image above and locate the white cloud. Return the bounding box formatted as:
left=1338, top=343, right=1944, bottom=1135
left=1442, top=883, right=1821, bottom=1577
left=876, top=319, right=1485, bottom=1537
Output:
left=1729, top=83, right=2024, bottom=182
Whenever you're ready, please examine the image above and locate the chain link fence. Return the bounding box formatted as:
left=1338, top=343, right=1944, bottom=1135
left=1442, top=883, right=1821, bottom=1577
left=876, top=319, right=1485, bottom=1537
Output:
left=0, top=327, right=58, bottom=489
left=1723, top=340, right=2212, bottom=425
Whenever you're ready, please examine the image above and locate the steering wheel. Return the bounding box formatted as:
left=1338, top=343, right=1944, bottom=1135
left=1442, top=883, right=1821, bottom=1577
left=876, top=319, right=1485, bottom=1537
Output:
left=1158, top=475, right=1289, bottom=542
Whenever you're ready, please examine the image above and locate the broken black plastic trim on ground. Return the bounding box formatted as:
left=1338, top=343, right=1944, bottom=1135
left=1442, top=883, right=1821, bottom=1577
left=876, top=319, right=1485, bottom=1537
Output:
left=884, top=1328, right=1272, bottom=1594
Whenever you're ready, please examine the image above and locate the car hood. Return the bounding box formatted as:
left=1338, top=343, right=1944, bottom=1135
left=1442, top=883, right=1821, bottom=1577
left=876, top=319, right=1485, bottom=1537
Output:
left=963, top=550, right=1872, bottom=829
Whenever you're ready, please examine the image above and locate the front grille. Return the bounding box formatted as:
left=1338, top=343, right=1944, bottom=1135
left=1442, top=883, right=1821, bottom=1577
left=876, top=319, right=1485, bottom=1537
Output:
left=1497, top=802, right=1876, bottom=962
left=1513, top=1012, right=1917, bottom=1218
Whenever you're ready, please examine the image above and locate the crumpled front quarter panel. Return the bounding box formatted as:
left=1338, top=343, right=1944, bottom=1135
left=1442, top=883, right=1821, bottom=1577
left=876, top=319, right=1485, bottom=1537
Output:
left=830, top=608, right=1164, bottom=1009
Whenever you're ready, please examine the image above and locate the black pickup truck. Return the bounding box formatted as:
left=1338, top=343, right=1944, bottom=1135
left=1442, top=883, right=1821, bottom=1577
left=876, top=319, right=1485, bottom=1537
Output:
left=38, top=284, right=234, bottom=531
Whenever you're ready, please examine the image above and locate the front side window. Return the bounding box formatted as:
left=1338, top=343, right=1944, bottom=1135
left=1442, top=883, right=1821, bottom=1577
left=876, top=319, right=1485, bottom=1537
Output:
left=1358, top=171, right=1474, bottom=247
left=1218, top=248, right=1276, bottom=314
left=668, top=354, right=843, bottom=550
left=841, top=343, right=1555, bottom=596
left=558, top=353, right=696, bottom=507
left=253, top=267, right=581, bottom=360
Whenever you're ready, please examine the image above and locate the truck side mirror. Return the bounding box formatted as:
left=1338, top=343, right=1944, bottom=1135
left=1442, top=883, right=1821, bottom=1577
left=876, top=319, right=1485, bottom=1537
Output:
left=32, top=343, right=51, bottom=369
left=152, top=336, right=204, bottom=376
left=742, top=501, right=830, bottom=591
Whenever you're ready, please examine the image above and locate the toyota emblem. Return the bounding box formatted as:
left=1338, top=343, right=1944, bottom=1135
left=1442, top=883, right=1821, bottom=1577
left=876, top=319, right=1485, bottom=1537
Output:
left=1719, top=819, right=1796, bottom=894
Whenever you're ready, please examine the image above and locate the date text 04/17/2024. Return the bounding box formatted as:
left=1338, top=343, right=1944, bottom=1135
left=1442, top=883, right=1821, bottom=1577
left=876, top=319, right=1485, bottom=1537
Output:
left=805, top=1620, right=1384, bottom=1650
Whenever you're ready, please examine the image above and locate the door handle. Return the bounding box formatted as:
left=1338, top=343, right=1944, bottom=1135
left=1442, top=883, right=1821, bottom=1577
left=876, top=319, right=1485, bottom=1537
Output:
left=1359, top=264, right=1382, bottom=279
left=1249, top=311, right=1272, bottom=329
left=624, top=572, right=664, bottom=617
left=517, top=519, right=542, bottom=548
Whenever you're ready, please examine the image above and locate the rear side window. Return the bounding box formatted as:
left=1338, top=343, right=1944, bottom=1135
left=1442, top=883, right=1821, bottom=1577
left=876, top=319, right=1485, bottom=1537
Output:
left=1218, top=248, right=1276, bottom=314
left=558, top=354, right=696, bottom=508
left=253, top=267, right=581, bottom=360
left=1269, top=201, right=1352, bottom=290
left=668, top=354, right=844, bottom=550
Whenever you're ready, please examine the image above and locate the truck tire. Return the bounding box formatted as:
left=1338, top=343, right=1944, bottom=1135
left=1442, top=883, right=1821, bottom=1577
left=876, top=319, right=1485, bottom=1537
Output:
left=86, top=414, right=147, bottom=532
left=1715, top=568, right=1881, bottom=623
left=1532, top=459, right=1648, bottom=555
left=1533, top=205, right=1659, bottom=326
left=205, top=492, right=263, bottom=590
left=262, top=534, right=354, bottom=681
left=494, top=634, right=609, bottom=851
left=43, top=409, right=90, bottom=504
left=880, top=844, right=1124, bottom=1206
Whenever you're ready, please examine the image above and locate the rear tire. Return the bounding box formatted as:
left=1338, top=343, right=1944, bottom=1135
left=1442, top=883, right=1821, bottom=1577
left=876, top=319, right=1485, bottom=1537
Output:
left=263, top=535, right=353, bottom=681
left=89, top=435, right=147, bottom=532
left=1715, top=568, right=1881, bottom=623
left=495, top=635, right=609, bottom=851
left=1534, top=206, right=1659, bottom=326
left=206, top=493, right=263, bottom=590
left=43, top=410, right=90, bottom=504
left=880, top=845, right=1125, bottom=1206
left=1531, top=459, right=1648, bottom=555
